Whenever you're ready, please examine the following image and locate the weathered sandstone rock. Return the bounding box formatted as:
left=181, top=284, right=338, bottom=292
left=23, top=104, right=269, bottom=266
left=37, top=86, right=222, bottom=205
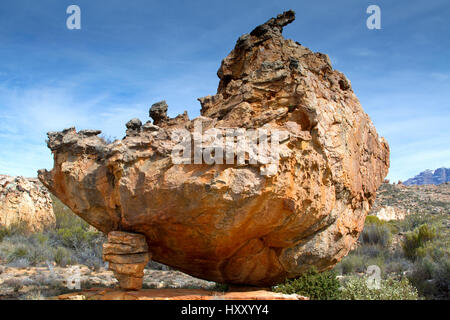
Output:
left=56, top=288, right=309, bottom=300
left=370, top=206, right=408, bottom=221
left=103, top=253, right=150, bottom=264
left=108, top=230, right=148, bottom=247
left=103, top=231, right=150, bottom=290
left=103, top=242, right=148, bottom=255
left=38, top=11, right=389, bottom=286
left=0, top=175, right=55, bottom=232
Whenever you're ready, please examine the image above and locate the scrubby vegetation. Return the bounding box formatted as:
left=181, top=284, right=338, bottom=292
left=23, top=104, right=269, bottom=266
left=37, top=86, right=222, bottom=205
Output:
left=274, top=212, right=448, bottom=300
left=0, top=196, right=105, bottom=270
left=335, top=213, right=449, bottom=300
left=273, top=268, right=341, bottom=300
left=340, top=276, right=419, bottom=300
left=272, top=267, right=419, bottom=300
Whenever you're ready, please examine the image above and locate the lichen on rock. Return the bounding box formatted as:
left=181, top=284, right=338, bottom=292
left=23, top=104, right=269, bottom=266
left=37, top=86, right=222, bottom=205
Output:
left=38, top=10, right=389, bottom=286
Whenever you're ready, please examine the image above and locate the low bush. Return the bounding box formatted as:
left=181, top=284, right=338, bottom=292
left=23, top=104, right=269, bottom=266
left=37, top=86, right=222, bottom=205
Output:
left=55, top=226, right=99, bottom=249
left=0, top=205, right=105, bottom=269
left=365, top=215, right=399, bottom=233
left=402, top=224, right=436, bottom=260
left=0, top=222, right=29, bottom=242
left=360, top=224, right=391, bottom=247
left=53, top=246, right=74, bottom=267
left=52, top=195, right=91, bottom=231
left=337, top=255, right=366, bottom=274
left=340, top=276, right=419, bottom=300
left=383, top=250, right=412, bottom=274
left=212, top=283, right=229, bottom=292
left=335, top=243, right=390, bottom=276
left=365, top=215, right=384, bottom=225
left=273, top=268, right=341, bottom=300
left=407, top=249, right=449, bottom=299
left=396, top=214, right=429, bottom=233
left=336, top=212, right=448, bottom=300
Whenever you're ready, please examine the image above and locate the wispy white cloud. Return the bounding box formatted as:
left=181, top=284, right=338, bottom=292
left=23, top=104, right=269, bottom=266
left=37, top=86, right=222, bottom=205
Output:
left=0, top=81, right=145, bottom=176
left=430, top=72, right=449, bottom=81
left=0, top=66, right=216, bottom=177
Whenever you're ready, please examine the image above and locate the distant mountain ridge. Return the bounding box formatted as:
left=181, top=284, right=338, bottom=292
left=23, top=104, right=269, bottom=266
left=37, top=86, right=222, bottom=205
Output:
left=404, top=167, right=450, bottom=186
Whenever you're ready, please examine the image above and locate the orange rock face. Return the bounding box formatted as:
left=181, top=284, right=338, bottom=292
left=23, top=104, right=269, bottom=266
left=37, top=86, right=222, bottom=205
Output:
left=38, top=11, right=389, bottom=286
left=103, top=231, right=150, bottom=290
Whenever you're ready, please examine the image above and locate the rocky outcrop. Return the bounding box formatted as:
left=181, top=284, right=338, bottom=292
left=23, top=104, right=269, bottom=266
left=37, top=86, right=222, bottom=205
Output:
left=103, top=231, right=151, bottom=290
left=370, top=206, right=408, bottom=221
left=0, top=175, right=55, bottom=232
left=38, top=11, right=389, bottom=286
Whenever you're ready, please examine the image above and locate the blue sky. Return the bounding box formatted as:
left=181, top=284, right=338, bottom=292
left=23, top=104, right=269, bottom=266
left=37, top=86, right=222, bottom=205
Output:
left=0, top=0, right=449, bottom=182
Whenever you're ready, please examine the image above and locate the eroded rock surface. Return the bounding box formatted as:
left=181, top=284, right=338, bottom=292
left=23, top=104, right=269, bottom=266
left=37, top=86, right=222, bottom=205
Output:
left=370, top=205, right=408, bottom=221
left=103, top=231, right=151, bottom=290
left=56, top=288, right=308, bottom=300
left=0, top=175, right=55, bottom=232
left=38, top=11, right=389, bottom=285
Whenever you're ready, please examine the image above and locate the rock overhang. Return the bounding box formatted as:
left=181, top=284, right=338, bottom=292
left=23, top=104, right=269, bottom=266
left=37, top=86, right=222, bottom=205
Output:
left=38, top=10, right=389, bottom=286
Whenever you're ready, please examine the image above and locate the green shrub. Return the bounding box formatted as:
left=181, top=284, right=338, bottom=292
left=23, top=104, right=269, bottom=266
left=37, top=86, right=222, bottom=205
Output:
left=339, top=212, right=448, bottom=300
left=0, top=227, right=104, bottom=268
left=397, top=214, right=429, bottom=233
left=408, top=253, right=449, bottom=299
left=36, top=233, right=49, bottom=245
left=340, top=276, right=419, bottom=300
left=0, top=222, right=30, bottom=241
left=56, top=225, right=99, bottom=249
left=402, top=224, right=436, bottom=260
left=360, top=224, right=391, bottom=247
left=9, top=246, right=28, bottom=261
left=273, top=268, right=341, bottom=300
left=366, top=215, right=399, bottom=233
left=365, top=215, right=383, bottom=225
left=53, top=246, right=73, bottom=266
left=384, top=250, right=412, bottom=274
left=52, top=196, right=88, bottom=230
left=1, top=234, right=52, bottom=265
left=212, top=283, right=229, bottom=292
left=337, top=255, right=366, bottom=274
left=0, top=227, right=8, bottom=242
left=0, top=196, right=105, bottom=270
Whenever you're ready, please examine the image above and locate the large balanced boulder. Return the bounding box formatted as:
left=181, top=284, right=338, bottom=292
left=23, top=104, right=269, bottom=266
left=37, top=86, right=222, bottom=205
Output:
left=38, top=11, right=389, bottom=286
left=0, top=175, right=55, bottom=232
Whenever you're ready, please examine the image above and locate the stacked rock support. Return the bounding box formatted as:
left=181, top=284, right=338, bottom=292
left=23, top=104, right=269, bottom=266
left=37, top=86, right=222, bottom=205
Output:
left=102, top=231, right=150, bottom=290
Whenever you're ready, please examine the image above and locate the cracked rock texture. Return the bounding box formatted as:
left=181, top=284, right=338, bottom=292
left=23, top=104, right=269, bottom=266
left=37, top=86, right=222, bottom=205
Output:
left=103, top=231, right=150, bottom=290
left=38, top=11, right=389, bottom=285
left=0, top=175, right=55, bottom=232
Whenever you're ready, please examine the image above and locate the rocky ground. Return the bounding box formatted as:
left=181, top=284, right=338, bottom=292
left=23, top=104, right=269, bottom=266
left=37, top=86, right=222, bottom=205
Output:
left=0, top=264, right=217, bottom=300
